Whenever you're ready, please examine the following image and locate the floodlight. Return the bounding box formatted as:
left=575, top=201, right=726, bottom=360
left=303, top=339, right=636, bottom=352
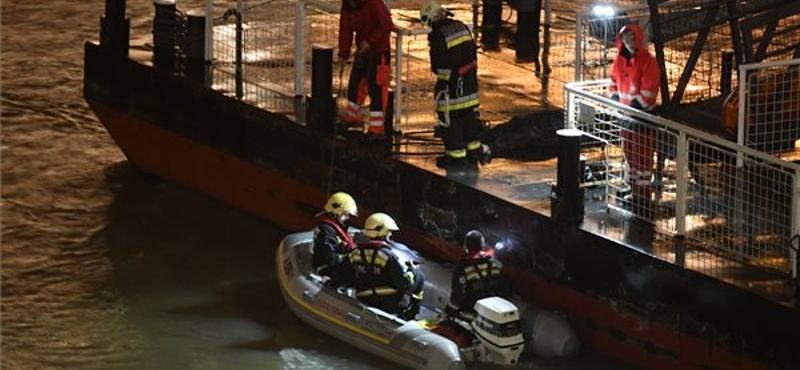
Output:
left=592, top=4, right=616, bottom=18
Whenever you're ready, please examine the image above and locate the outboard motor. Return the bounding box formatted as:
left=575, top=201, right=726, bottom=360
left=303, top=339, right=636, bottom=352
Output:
left=471, top=297, right=525, bottom=365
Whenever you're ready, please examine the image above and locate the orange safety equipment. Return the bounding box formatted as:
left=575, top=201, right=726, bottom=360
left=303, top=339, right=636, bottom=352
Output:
left=609, top=23, right=659, bottom=112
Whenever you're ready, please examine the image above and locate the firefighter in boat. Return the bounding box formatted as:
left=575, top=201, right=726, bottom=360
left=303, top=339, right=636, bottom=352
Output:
left=312, top=192, right=358, bottom=280
left=345, top=213, right=424, bottom=320
left=420, top=0, right=491, bottom=169
left=446, top=230, right=512, bottom=322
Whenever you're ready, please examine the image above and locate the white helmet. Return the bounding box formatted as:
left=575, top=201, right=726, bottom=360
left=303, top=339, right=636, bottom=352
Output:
left=363, top=213, right=399, bottom=238
left=420, top=0, right=446, bottom=29
left=324, top=192, right=358, bottom=217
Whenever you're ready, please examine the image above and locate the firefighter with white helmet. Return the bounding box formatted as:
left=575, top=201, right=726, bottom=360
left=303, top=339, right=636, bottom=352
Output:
left=421, top=0, right=491, bottom=169
left=344, top=213, right=424, bottom=319
left=312, top=192, right=359, bottom=278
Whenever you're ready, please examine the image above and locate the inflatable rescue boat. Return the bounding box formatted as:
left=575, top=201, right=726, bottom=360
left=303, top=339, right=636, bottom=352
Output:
left=276, top=231, right=579, bottom=369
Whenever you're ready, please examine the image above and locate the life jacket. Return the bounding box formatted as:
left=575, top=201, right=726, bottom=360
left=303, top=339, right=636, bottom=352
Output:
left=458, top=250, right=504, bottom=299
left=350, top=240, right=403, bottom=297
left=316, top=214, right=356, bottom=253
left=429, top=18, right=479, bottom=113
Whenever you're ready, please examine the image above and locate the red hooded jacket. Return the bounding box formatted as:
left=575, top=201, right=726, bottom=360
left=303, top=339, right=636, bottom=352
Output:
left=337, top=0, right=393, bottom=59
left=609, top=23, right=660, bottom=111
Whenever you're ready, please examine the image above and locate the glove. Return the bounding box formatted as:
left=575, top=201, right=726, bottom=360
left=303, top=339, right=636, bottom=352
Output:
left=629, top=99, right=644, bottom=110
left=397, top=293, right=411, bottom=309
left=610, top=93, right=619, bottom=102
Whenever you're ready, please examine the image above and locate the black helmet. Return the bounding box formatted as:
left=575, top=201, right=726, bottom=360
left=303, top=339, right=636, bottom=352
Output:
left=464, top=230, right=485, bottom=252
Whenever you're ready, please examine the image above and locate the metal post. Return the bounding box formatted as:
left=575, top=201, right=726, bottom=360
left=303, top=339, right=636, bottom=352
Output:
left=575, top=12, right=584, bottom=81
left=736, top=64, right=748, bottom=149
left=234, top=2, right=244, bottom=100
left=792, top=173, right=800, bottom=280
left=551, top=128, right=585, bottom=225
left=153, top=0, right=177, bottom=70
left=310, top=45, right=335, bottom=133
left=394, top=31, right=404, bottom=133
left=721, top=51, right=734, bottom=95
left=602, top=24, right=608, bottom=79
left=472, top=0, right=479, bottom=40
left=565, top=90, right=575, bottom=129
left=101, top=0, right=130, bottom=57
left=675, top=132, right=688, bottom=236
left=205, top=0, right=213, bottom=62
left=185, top=9, right=210, bottom=85
left=295, top=0, right=306, bottom=98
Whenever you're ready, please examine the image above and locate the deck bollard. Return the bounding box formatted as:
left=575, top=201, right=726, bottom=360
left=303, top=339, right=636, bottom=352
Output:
left=184, top=9, right=210, bottom=86
left=310, top=45, right=335, bottom=133
left=551, top=128, right=585, bottom=225
left=100, top=0, right=130, bottom=57
left=481, top=0, right=502, bottom=50
left=153, top=0, right=178, bottom=71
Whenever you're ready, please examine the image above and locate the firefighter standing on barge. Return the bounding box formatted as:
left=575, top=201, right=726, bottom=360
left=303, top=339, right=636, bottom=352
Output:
left=338, top=0, right=393, bottom=139
left=420, top=1, right=491, bottom=169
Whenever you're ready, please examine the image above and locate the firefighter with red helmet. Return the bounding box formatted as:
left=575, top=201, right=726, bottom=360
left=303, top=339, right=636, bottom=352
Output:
left=420, top=1, right=491, bottom=169
left=338, top=0, right=393, bottom=138
left=446, top=230, right=511, bottom=322
left=344, top=213, right=424, bottom=319
left=312, top=192, right=358, bottom=278
left=609, top=23, right=660, bottom=206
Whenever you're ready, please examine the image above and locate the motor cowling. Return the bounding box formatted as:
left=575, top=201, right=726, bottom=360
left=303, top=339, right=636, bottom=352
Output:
left=471, top=297, right=525, bottom=365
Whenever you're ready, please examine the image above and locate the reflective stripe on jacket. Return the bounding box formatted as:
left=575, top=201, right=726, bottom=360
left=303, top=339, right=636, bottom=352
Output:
left=448, top=250, right=508, bottom=316
left=350, top=240, right=410, bottom=297
left=428, top=18, right=479, bottom=112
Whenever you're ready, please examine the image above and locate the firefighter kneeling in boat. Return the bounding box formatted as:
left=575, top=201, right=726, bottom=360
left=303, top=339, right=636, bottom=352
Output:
left=312, top=192, right=358, bottom=282
left=343, top=213, right=424, bottom=320
left=446, top=230, right=512, bottom=322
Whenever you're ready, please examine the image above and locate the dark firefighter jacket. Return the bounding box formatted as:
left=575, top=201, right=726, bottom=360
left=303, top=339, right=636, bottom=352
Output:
left=347, top=239, right=411, bottom=300
left=609, top=23, right=660, bottom=111
left=447, top=250, right=510, bottom=317
left=337, top=0, right=393, bottom=60
left=312, top=214, right=356, bottom=275
left=428, top=17, right=479, bottom=113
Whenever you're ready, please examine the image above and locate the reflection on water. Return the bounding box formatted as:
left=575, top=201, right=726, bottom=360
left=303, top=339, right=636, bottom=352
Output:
left=1, top=0, right=641, bottom=369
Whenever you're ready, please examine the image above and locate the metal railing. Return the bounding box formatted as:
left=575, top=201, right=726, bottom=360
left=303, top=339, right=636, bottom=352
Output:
left=737, top=59, right=800, bottom=156
left=566, top=79, right=800, bottom=278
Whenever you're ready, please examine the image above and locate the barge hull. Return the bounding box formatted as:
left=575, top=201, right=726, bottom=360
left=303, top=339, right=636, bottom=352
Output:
left=84, top=42, right=800, bottom=370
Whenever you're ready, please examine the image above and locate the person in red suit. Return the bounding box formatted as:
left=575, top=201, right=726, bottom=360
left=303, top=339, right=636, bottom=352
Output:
left=337, top=0, right=393, bottom=139
left=609, top=23, right=660, bottom=207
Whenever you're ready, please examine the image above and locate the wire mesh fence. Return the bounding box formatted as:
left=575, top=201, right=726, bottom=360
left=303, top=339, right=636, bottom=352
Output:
left=202, top=0, right=800, bottom=275
left=566, top=79, right=800, bottom=275
left=738, top=59, right=800, bottom=157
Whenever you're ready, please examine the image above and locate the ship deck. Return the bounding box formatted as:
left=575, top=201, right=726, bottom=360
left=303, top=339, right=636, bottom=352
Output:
left=127, top=27, right=798, bottom=310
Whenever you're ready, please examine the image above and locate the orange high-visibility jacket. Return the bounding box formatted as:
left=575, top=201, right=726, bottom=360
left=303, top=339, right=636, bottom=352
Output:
left=609, top=23, right=660, bottom=111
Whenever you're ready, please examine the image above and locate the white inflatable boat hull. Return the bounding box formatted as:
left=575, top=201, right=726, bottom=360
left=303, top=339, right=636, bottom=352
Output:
left=277, top=232, right=465, bottom=370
